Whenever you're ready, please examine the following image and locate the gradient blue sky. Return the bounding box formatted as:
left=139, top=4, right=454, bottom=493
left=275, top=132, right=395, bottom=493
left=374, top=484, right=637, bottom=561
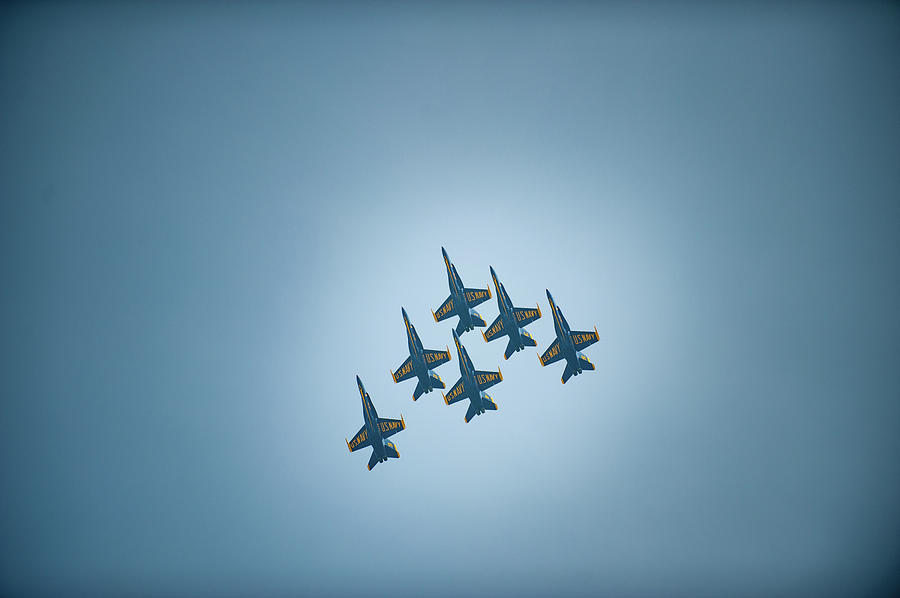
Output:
left=2, top=3, right=899, bottom=597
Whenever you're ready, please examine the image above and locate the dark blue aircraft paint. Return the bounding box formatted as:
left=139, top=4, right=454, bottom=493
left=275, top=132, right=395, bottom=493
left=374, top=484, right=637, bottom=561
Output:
left=444, top=329, right=504, bottom=423
left=539, top=290, right=599, bottom=384
left=392, top=307, right=452, bottom=401
left=346, top=376, right=405, bottom=470
left=482, top=265, right=542, bottom=360
left=432, top=247, right=491, bottom=336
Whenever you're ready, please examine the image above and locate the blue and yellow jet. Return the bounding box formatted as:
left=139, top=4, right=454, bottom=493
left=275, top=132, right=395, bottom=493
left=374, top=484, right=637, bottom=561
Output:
left=346, top=376, right=406, bottom=471
left=482, top=265, right=542, bottom=360
left=432, top=247, right=492, bottom=336
left=392, top=307, right=453, bottom=401
left=538, top=290, right=599, bottom=384
left=443, top=329, right=504, bottom=423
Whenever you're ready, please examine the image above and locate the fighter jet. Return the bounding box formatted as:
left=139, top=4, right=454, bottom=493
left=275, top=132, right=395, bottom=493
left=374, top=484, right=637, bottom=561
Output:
left=538, top=289, right=599, bottom=384
left=482, top=265, right=542, bottom=360
left=443, top=329, right=504, bottom=423
left=391, top=307, right=453, bottom=401
left=432, top=247, right=492, bottom=336
left=346, top=376, right=406, bottom=471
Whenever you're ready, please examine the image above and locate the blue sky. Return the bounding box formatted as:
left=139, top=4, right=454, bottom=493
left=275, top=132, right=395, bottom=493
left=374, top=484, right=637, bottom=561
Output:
left=2, top=3, right=899, bottom=596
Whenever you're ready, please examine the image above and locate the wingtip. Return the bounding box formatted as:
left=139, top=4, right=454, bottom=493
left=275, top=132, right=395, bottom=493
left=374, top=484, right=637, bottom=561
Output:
left=482, top=330, right=487, bottom=343
left=537, top=302, right=542, bottom=318
left=594, top=325, right=599, bottom=338
left=538, top=352, right=544, bottom=366
left=487, top=284, right=492, bottom=299
left=446, top=345, right=451, bottom=360
left=346, top=438, right=351, bottom=452
left=498, top=367, right=503, bottom=381
left=431, top=309, right=437, bottom=323
left=401, top=414, right=405, bottom=429
left=442, top=392, right=449, bottom=405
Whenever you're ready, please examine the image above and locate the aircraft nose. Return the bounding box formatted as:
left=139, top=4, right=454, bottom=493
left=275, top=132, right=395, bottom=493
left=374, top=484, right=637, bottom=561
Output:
left=546, top=289, right=553, bottom=300
left=401, top=306, right=408, bottom=319
left=489, top=265, right=497, bottom=277
left=441, top=247, right=448, bottom=258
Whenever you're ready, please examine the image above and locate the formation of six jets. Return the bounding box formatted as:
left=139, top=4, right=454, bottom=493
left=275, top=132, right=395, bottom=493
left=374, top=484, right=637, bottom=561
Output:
left=346, top=247, right=599, bottom=470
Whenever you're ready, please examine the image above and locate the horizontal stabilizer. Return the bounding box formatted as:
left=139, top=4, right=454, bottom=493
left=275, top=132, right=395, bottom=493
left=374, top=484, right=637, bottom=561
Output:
left=464, top=287, right=491, bottom=307
left=413, top=380, right=428, bottom=401
left=481, top=394, right=497, bottom=411
left=429, top=372, right=446, bottom=390
left=367, top=451, right=380, bottom=471
left=561, top=360, right=576, bottom=384
left=520, top=330, right=537, bottom=347
left=383, top=440, right=400, bottom=459
left=578, top=355, right=595, bottom=371
left=464, top=402, right=478, bottom=423
left=469, top=312, right=486, bottom=328
left=504, top=338, right=518, bottom=361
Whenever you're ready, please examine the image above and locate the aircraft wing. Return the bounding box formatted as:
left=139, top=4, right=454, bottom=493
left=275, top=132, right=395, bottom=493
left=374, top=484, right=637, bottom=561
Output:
left=539, top=339, right=564, bottom=366
left=474, top=369, right=503, bottom=391
left=378, top=417, right=405, bottom=439
left=464, top=287, right=491, bottom=307
left=571, top=328, right=599, bottom=351
left=423, top=348, right=451, bottom=368
left=482, top=315, right=506, bottom=343
left=347, top=426, right=370, bottom=452
left=443, top=378, right=468, bottom=405
left=513, top=305, right=541, bottom=328
left=433, top=296, right=455, bottom=322
left=392, top=356, right=416, bottom=383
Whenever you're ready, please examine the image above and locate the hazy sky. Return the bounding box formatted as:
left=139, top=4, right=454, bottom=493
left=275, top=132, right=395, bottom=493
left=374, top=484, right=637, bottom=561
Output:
left=2, top=3, right=899, bottom=597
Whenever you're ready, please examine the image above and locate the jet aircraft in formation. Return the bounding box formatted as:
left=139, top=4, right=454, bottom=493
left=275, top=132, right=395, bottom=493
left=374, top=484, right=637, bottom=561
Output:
left=483, top=265, right=542, bottom=360
left=345, top=376, right=406, bottom=471
left=391, top=307, right=452, bottom=401
left=432, top=247, right=492, bottom=335
left=443, top=329, right=504, bottom=423
left=347, top=248, right=599, bottom=470
left=539, top=290, right=600, bottom=384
